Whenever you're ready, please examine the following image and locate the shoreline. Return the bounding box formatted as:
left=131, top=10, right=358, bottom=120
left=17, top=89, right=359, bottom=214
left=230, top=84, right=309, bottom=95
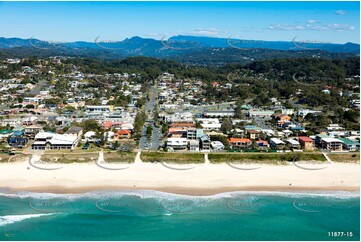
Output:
left=1, top=185, right=360, bottom=196
left=0, top=153, right=359, bottom=196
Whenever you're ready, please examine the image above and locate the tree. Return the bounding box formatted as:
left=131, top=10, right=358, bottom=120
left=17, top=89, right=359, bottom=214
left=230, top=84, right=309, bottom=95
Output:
left=220, top=118, right=233, bottom=134
left=146, top=125, right=153, bottom=138
left=135, top=97, right=146, bottom=107
left=343, top=110, right=359, bottom=123
left=234, top=99, right=245, bottom=119
left=65, top=105, right=75, bottom=110
left=25, top=104, right=35, bottom=109
left=82, top=119, right=101, bottom=133
left=133, top=111, right=146, bottom=137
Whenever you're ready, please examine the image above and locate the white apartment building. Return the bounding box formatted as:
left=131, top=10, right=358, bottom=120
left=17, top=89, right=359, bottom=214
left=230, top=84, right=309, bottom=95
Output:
left=32, top=132, right=78, bottom=150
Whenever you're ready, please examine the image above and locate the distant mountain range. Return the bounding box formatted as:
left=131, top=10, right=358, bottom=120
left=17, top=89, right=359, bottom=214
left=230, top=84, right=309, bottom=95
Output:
left=0, top=36, right=359, bottom=65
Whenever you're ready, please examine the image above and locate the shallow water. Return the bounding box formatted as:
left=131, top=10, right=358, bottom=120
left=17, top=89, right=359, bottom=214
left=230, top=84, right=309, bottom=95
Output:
left=0, top=190, right=359, bottom=241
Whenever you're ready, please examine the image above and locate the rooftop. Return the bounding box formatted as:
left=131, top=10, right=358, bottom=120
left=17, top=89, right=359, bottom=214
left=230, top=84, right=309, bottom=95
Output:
left=298, top=136, right=313, bottom=142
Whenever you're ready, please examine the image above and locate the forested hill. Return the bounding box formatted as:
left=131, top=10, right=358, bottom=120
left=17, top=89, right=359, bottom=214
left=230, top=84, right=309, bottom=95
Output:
left=0, top=35, right=359, bottom=66
left=54, top=56, right=359, bottom=84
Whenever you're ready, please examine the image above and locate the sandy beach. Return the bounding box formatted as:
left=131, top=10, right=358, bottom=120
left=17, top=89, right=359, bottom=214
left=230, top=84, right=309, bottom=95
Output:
left=0, top=152, right=359, bottom=195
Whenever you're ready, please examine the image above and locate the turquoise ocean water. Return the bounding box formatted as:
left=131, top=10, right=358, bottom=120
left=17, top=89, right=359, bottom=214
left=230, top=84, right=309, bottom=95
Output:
left=0, top=190, right=359, bottom=241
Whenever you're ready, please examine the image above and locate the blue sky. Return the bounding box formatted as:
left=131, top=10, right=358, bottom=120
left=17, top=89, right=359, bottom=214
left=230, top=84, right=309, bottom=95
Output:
left=0, top=1, right=359, bottom=44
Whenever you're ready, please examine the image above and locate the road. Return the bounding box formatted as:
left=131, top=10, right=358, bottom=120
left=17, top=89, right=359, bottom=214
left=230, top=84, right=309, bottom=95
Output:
left=28, top=80, right=48, bottom=96
left=139, top=85, right=161, bottom=151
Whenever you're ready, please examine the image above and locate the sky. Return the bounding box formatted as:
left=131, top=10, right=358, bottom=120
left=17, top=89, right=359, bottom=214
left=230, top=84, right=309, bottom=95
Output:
left=0, top=1, right=359, bottom=44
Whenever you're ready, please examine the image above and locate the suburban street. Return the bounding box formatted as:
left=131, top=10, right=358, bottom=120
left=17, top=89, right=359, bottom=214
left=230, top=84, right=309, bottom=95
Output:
left=139, top=84, right=161, bottom=151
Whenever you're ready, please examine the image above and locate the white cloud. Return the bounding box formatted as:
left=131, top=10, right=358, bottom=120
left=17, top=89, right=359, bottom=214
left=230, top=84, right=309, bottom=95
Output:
left=268, top=22, right=355, bottom=32
left=307, top=20, right=317, bottom=24
left=326, top=23, right=355, bottom=31
left=269, top=24, right=305, bottom=30
left=335, top=10, right=347, bottom=15
left=191, top=28, right=220, bottom=36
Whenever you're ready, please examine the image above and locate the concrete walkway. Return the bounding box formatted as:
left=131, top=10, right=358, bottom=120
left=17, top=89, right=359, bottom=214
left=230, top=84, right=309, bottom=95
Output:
left=204, top=153, right=210, bottom=165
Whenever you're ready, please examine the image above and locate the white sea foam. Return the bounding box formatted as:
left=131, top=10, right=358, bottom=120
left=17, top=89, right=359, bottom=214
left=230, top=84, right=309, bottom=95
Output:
left=0, top=213, right=54, bottom=226
left=0, top=189, right=359, bottom=201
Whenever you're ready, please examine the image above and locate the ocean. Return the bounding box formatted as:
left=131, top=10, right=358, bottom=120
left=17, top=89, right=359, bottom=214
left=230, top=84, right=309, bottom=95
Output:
left=0, top=190, right=359, bottom=241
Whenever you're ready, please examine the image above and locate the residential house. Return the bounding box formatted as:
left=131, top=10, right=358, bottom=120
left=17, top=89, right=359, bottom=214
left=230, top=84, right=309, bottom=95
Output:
left=203, top=110, right=235, bottom=118
left=270, top=138, right=285, bottom=150
left=315, top=134, right=330, bottom=147
left=228, top=138, right=252, bottom=150
left=24, top=125, right=43, bottom=139
left=248, top=109, right=274, bottom=118
left=0, top=130, right=14, bottom=141
left=298, top=136, right=314, bottom=151
left=114, top=129, right=131, bottom=139
left=65, top=126, right=83, bottom=143
left=320, top=137, right=343, bottom=151
left=187, top=129, right=204, bottom=140
left=167, top=137, right=188, bottom=150
left=199, top=135, right=211, bottom=151
left=169, top=122, right=195, bottom=128
left=247, top=130, right=260, bottom=140
left=8, top=131, right=28, bottom=148
left=210, top=141, right=225, bottom=151
left=296, top=109, right=322, bottom=118
left=286, top=138, right=300, bottom=149
left=256, top=140, right=269, bottom=149
left=327, top=124, right=344, bottom=131
left=188, top=140, right=200, bottom=151
left=338, top=138, right=360, bottom=151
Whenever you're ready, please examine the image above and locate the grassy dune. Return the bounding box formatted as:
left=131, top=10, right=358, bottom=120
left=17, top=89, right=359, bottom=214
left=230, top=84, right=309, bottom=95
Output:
left=141, top=152, right=204, bottom=164
left=103, top=151, right=136, bottom=163
left=0, top=154, right=30, bottom=163
left=0, top=154, right=10, bottom=162
left=41, top=153, right=99, bottom=163
left=208, top=153, right=326, bottom=165
left=328, top=153, right=360, bottom=163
